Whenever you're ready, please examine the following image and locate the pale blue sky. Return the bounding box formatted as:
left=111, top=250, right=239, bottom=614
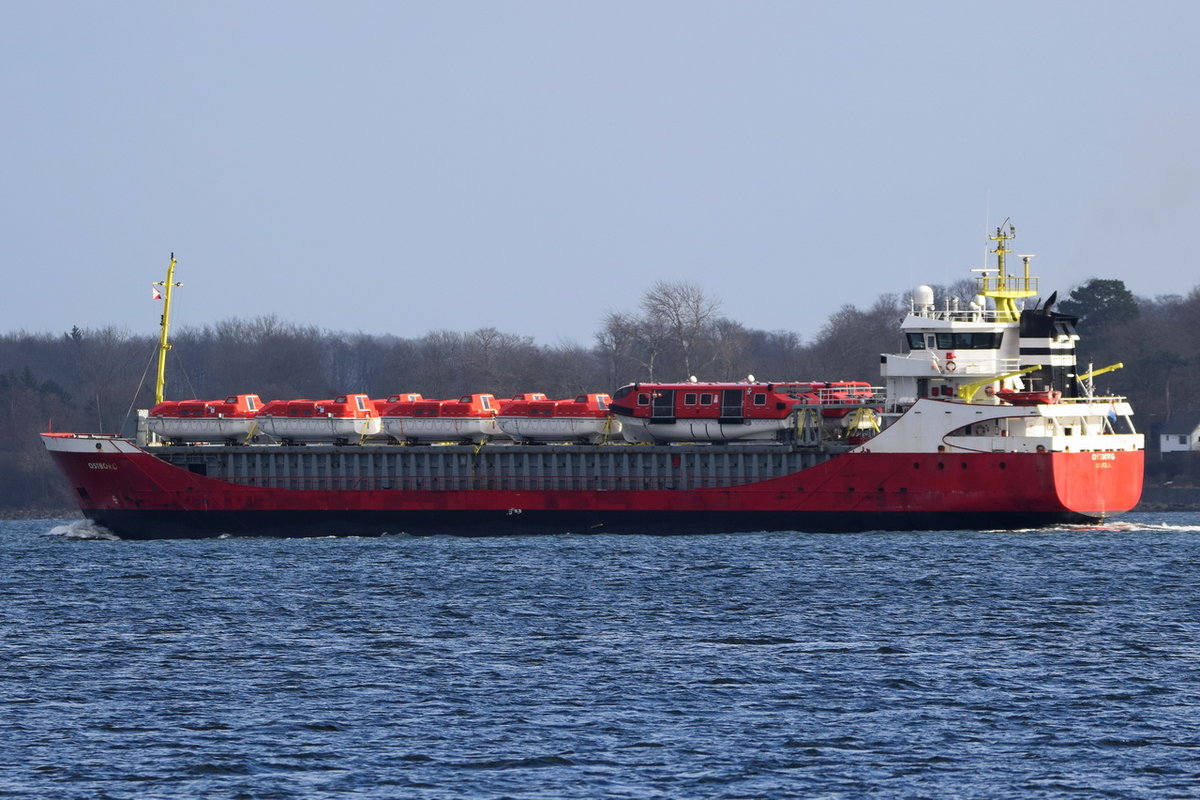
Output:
left=3, top=1, right=1197, bottom=346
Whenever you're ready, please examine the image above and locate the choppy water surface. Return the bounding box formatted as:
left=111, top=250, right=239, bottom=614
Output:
left=2, top=514, right=1199, bottom=799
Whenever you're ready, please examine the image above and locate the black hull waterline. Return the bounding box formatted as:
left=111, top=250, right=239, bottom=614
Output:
left=80, top=508, right=1101, bottom=540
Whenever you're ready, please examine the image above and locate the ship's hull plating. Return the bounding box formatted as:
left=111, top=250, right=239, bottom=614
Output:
left=43, top=433, right=1143, bottom=539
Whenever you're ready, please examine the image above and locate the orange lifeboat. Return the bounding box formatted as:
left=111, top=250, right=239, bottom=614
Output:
left=497, top=393, right=618, bottom=443
left=995, top=389, right=1062, bottom=406
left=380, top=393, right=500, bottom=443
left=498, top=392, right=549, bottom=410
left=146, top=394, right=263, bottom=443
left=255, top=394, right=381, bottom=444
left=373, top=393, right=422, bottom=415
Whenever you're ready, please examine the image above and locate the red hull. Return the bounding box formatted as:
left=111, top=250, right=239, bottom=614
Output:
left=45, top=435, right=1143, bottom=538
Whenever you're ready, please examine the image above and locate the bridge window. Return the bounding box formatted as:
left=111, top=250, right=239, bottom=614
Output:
left=936, top=332, right=1003, bottom=350
left=906, top=333, right=926, bottom=349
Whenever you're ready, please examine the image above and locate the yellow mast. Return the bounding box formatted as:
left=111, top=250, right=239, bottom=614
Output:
left=153, top=254, right=182, bottom=405
left=982, top=222, right=1038, bottom=322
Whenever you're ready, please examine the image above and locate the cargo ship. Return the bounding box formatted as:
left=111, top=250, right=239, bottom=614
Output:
left=42, top=225, right=1144, bottom=539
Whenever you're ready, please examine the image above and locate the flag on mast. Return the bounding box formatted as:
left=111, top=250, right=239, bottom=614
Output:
left=152, top=285, right=162, bottom=300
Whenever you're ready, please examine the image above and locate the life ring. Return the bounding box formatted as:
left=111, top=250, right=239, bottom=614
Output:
left=944, top=360, right=957, bottom=372
left=984, top=385, right=995, bottom=396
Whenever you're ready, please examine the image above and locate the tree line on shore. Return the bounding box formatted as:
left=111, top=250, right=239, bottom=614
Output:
left=2, top=277, right=1196, bottom=512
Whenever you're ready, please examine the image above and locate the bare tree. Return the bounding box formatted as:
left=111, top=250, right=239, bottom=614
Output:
left=595, top=311, right=661, bottom=382
left=417, top=330, right=466, bottom=396
left=709, top=318, right=751, bottom=380
left=464, top=327, right=537, bottom=393
left=640, top=280, right=721, bottom=378
left=805, top=295, right=904, bottom=381
left=596, top=311, right=659, bottom=384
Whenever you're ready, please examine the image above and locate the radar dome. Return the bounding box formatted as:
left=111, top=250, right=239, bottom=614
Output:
left=914, top=285, right=935, bottom=309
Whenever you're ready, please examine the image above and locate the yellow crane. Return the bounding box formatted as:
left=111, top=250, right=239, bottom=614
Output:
left=1077, top=362, right=1124, bottom=383
left=1076, top=362, right=1124, bottom=398
left=956, top=365, right=1043, bottom=403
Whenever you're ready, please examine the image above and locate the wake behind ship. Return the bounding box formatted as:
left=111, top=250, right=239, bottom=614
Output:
left=43, top=225, right=1144, bottom=539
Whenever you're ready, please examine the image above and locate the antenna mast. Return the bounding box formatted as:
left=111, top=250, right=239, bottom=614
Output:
left=982, top=221, right=1037, bottom=322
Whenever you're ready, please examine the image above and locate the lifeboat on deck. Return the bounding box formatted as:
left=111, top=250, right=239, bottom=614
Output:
left=497, top=393, right=619, bottom=444
left=608, top=381, right=883, bottom=443
left=381, top=393, right=500, bottom=443
left=373, top=393, right=422, bottom=415
left=256, top=394, right=381, bottom=444
left=501, top=392, right=549, bottom=407
left=608, top=382, right=804, bottom=443
left=146, top=394, right=263, bottom=443
left=995, top=388, right=1063, bottom=406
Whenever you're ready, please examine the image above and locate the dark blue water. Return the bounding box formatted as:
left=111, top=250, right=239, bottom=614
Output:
left=2, top=515, right=1199, bottom=799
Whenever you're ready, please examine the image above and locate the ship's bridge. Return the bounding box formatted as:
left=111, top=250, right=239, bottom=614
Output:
left=882, top=223, right=1054, bottom=408
left=884, top=296, right=1027, bottom=409
left=898, top=309, right=1016, bottom=357
left=889, top=296, right=1023, bottom=377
